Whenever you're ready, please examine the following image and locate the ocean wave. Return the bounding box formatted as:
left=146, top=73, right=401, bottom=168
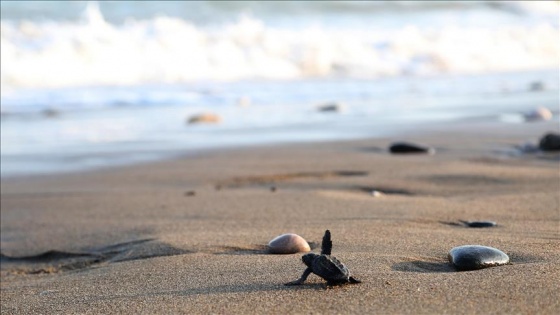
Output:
left=1, top=2, right=558, bottom=88
left=2, top=1, right=558, bottom=25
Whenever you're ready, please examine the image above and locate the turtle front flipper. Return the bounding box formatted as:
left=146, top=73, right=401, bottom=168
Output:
left=349, top=276, right=361, bottom=284
left=285, top=267, right=312, bottom=286
left=321, top=230, right=332, bottom=256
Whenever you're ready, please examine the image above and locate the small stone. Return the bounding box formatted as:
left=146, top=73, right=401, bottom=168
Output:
left=184, top=191, right=196, bottom=197
left=539, top=133, right=560, bottom=151
left=317, top=102, right=344, bottom=113
left=187, top=113, right=221, bottom=124
left=523, top=107, right=552, bottom=122
left=459, top=220, right=497, bottom=228
left=389, top=142, right=435, bottom=154
left=267, top=233, right=310, bottom=254
left=448, top=245, right=509, bottom=271
left=41, top=108, right=60, bottom=118
left=516, top=141, right=540, bottom=153
left=371, top=190, right=384, bottom=197
left=270, top=186, right=277, bottom=192
left=529, top=81, right=545, bottom=91
left=237, top=96, right=251, bottom=107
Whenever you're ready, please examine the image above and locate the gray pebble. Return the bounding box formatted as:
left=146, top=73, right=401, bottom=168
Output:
left=448, top=245, right=509, bottom=271
left=389, top=142, right=435, bottom=154
left=539, top=133, right=560, bottom=151
left=459, top=220, right=497, bottom=228
left=317, top=102, right=344, bottom=113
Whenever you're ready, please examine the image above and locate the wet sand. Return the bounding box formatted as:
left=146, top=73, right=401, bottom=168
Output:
left=1, top=119, right=559, bottom=314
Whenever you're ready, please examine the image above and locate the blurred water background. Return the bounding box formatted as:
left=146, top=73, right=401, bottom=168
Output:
left=1, top=1, right=558, bottom=177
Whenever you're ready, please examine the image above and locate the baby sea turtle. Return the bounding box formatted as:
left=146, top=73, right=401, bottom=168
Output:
left=285, top=230, right=361, bottom=286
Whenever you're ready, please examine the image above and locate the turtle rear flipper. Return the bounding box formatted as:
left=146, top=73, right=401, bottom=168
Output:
left=321, top=230, right=332, bottom=255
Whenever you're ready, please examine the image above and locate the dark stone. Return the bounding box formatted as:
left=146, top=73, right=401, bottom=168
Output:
left=41, top=108, right=60, bottom=118
left=459, top=220, right=497, bottom=228
left=539, top=133, right=560, bottom=151
left=389, top=142, right=434, bottom=154
left=529, top=81, right=545, bottom=91
left=317, top=102, right=343, bottom=112
left=448, top=245, right=509, bottom=271
left=184, top=191, right=196, bottom=197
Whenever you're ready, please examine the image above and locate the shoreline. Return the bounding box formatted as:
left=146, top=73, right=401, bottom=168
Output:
left=2, top=70, right=558, bottom=179
left=1, top=118, right=559, bottom=314
left=2, top=111, right=558, bottom=181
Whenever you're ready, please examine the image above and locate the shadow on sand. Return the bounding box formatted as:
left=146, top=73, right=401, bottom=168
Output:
left=392, top=260, right=455, bottom=273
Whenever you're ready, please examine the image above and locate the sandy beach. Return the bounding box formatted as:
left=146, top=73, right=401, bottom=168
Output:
left=1, top=119, right=559, bottom=314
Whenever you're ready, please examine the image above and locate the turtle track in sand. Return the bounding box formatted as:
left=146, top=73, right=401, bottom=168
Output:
left=1, top=239, right=191, bottom=274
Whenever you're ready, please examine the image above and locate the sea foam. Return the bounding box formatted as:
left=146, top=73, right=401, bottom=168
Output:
left=1, top=2, right=558, bottom=89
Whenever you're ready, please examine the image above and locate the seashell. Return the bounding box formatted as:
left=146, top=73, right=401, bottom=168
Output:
left=187, top=113, right=221, bottom=124
left=371, top=190, right=384, bottom=197
left=523, top=107, right=552, bottom=122
left=237, top=96, right=251, bottom=107
left=267, top=233, right=310, bottom=254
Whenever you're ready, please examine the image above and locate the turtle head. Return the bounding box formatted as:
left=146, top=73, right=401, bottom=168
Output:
left=302, top=253, right=318, bottom=267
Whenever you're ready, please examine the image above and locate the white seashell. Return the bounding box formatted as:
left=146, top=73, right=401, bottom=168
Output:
left=371, top=190, right=384, bottom=197
left=237, top=96, right=251, bottom=107
left=523, top=107, right=552, bottom=122
left=267, top=233, right=310, bottom=254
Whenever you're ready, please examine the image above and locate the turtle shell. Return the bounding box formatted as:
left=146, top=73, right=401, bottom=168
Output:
left=311, top=254, right=350, bottom=283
